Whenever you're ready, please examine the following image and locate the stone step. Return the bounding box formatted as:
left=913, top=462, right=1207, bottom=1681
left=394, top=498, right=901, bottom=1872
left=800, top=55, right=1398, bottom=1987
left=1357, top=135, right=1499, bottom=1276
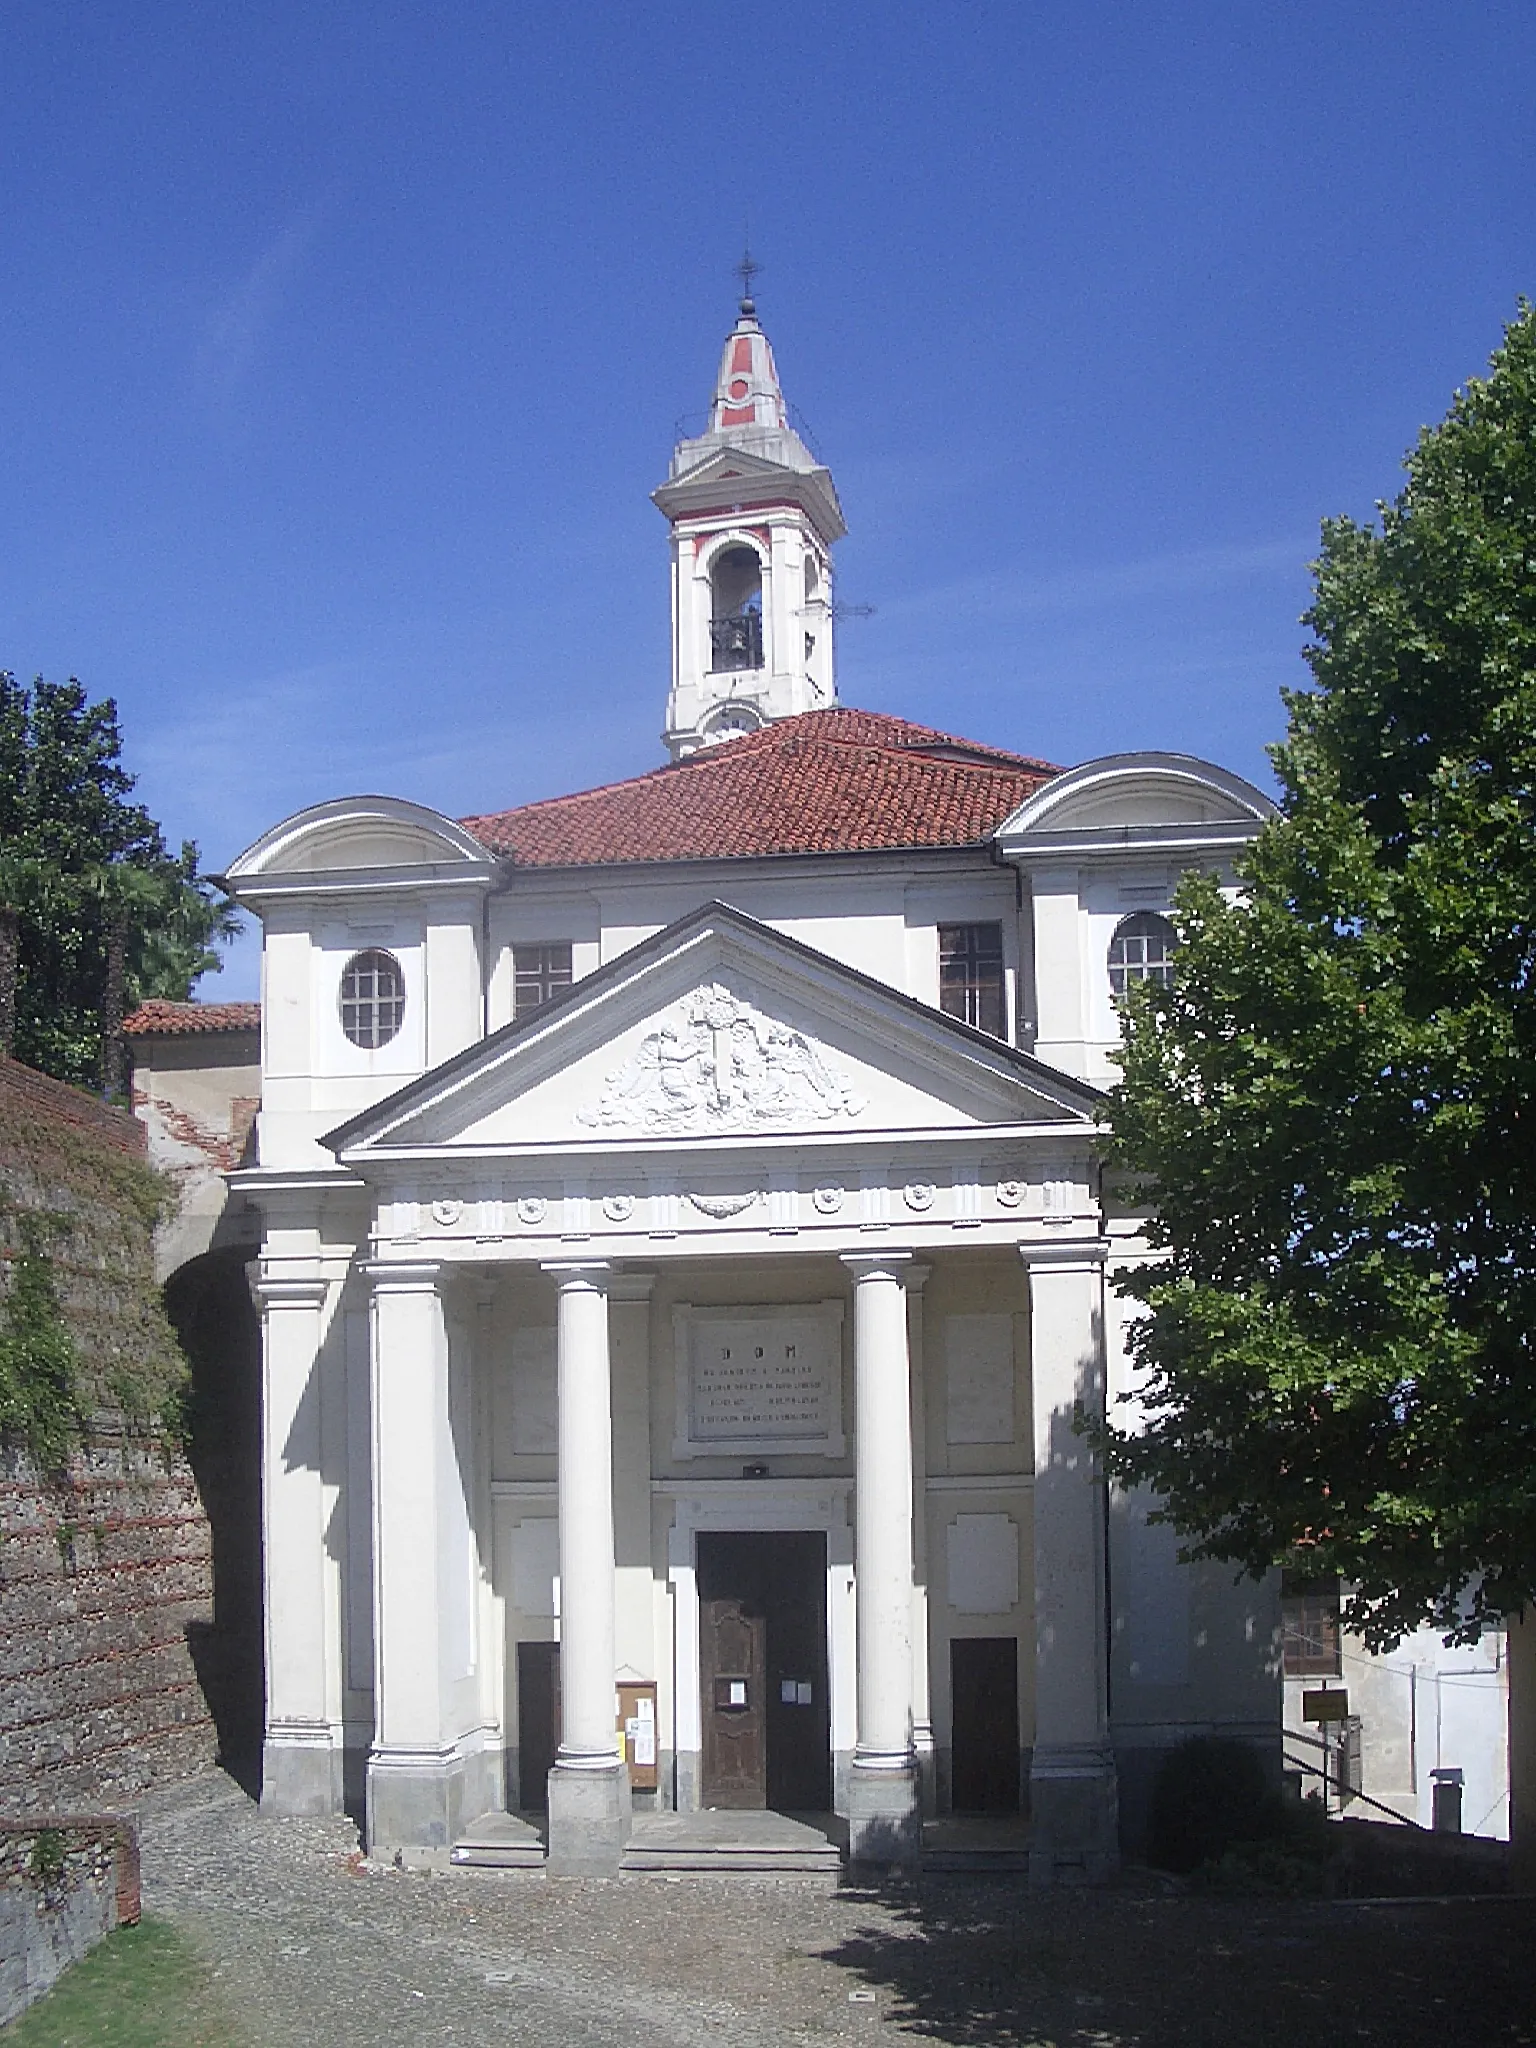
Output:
left=922, top=1848, right=1032, bottom=1874
left=623, top=1810, right=844, bottom=1874
left=451, top=1810, right=546, bottom=1869
left=623, top=1842, right=842, bottom=1874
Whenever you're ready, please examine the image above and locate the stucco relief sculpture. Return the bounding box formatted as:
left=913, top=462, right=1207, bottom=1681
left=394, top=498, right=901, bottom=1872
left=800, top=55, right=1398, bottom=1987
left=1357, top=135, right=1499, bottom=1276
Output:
left=684, top=1189, right=761, bottom=1220
left=577, top=983, right=864, bottom=1134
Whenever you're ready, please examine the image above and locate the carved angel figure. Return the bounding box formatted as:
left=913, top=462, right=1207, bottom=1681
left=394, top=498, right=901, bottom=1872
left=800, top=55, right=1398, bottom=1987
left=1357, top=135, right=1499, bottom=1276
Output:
left=577, top=984, right=864, bottom=1133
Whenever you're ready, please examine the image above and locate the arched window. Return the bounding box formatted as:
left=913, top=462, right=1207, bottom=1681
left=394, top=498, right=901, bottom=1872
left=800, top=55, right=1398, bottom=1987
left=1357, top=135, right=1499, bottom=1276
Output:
left=1107, top=912, right=1176, bottom=997
left=709, top=545, right=764, bottom=672
left=339, top=948, right=406, bottom=1048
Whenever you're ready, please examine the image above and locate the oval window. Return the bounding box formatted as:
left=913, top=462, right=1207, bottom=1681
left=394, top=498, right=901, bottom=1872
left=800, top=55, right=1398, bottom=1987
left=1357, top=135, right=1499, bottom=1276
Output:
left=339, top=948, right=406, bottom=1049
left=1107, top=912, right=1176, bottom=997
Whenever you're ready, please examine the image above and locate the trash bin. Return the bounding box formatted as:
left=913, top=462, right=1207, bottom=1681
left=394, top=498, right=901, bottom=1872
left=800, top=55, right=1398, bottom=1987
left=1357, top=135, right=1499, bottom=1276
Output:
left=1431, top=1767, right=1464, bottom=1835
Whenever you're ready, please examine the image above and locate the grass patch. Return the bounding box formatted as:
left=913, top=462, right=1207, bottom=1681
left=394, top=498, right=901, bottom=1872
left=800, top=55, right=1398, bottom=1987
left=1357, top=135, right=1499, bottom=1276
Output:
left=4, top=1916, right=241, bottom=2046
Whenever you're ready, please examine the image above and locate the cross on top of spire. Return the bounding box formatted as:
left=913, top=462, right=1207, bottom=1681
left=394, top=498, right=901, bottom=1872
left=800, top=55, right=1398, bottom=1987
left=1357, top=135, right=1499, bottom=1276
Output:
left=734, top=244, right=762, bottom=316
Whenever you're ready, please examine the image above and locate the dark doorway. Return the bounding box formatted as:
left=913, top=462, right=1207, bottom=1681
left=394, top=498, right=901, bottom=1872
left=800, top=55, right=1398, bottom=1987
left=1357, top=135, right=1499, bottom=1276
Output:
left=950, top=1636, right=1020, bottom=1813
left=517, top=1641, right=561, bottom=1812
left=697, top=1531, right=830, bottom=1812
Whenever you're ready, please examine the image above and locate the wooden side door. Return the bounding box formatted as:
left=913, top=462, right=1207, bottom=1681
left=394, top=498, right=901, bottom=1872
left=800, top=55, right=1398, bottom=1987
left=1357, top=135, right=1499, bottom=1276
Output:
left=516, top=1641, right=561, bottom=1813
left=950, top=1636, right=1020, bottom=1813
left=701, top=1597, right=767, bottom=1808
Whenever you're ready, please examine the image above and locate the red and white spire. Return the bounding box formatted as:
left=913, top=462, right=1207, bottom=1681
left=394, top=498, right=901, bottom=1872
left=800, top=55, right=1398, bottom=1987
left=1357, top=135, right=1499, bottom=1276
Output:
left=709, top=296, right=789, bottom=437
left=653, top=266, right=847, bottom=759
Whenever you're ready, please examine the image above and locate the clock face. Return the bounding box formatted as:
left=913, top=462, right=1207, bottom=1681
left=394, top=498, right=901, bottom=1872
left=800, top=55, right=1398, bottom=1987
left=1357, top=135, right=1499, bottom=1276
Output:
left=704, top=704, right=759, bottom=744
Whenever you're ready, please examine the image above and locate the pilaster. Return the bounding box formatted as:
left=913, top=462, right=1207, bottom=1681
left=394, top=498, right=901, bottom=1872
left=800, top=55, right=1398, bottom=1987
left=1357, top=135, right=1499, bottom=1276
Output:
left=1019, top=1234, right=1119, bottom=1883
left=254, top=1270, right=341, bottom=1816
left=365, top=1260, right=494, bottom=1852
left=905, top=1262, right=937, bottom=1817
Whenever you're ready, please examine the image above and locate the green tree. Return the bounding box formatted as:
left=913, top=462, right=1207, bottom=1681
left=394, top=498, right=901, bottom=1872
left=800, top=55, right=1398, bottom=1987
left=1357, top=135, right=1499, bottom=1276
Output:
left=1105, top=304, right=1536, bottom=1649
left=0, top=673, right=235, bottom=1089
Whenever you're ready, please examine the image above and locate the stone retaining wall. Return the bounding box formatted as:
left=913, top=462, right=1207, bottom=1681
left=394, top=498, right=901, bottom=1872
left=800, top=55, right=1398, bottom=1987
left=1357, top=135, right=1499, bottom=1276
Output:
left=0, top=1813, right=140, bottom=2025
left=0, top=1444, right=219, bottom=1814
left=0, top=1058, right=144, bottom=1158
left=0, top=1056, right=237, bottom=1820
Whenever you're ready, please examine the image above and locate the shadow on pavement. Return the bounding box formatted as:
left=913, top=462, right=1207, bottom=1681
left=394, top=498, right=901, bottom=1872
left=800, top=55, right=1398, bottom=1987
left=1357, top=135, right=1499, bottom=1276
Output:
left=821, top=1874, right=1536, bottom=2048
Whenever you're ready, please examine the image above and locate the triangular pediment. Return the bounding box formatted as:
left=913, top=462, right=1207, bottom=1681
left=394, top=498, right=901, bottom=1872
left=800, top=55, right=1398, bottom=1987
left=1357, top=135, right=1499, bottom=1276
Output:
left=669, top=445, right=797, bottom=490
left=324, top=904, right=1101, bottom=1162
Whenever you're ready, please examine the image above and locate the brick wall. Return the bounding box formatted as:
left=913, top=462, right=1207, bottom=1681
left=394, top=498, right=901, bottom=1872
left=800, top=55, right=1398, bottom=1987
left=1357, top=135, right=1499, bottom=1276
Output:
left=0, top=1444, right=219, bottom=1813
left=0, top=1059, right=143, bottom=1159
left=0, top=1056, right=251, bottom=1817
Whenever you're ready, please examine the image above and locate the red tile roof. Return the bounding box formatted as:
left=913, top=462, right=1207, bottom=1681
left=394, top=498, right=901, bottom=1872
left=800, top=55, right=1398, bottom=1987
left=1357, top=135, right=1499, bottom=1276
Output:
left=460, top=709, right=1058, bottom=867
left=123, top=1000, right=261, bottom=1037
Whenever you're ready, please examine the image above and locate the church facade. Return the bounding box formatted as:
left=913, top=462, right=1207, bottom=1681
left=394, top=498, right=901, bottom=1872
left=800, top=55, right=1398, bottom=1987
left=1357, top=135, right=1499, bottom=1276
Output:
left=193, top=293, right=1281, bottom=1876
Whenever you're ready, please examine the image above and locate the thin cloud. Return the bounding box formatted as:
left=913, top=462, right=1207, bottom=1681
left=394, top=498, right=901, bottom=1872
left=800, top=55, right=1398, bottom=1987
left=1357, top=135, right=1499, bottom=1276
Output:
left=192, top=208, right=324, bottom=410
left=874, top=537, right=1309, bottom=628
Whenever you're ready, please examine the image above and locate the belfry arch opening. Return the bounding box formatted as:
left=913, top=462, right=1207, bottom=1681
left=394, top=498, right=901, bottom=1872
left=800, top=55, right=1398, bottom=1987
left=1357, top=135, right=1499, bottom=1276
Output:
left=709, top=545, right=764, bottom=672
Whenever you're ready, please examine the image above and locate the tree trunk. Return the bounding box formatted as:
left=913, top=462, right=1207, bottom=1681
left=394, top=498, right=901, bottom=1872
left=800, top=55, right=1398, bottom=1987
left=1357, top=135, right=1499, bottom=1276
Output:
left=101, top=905, right=127, bottom=1100
left=0, top=905, right=18, bottom=1060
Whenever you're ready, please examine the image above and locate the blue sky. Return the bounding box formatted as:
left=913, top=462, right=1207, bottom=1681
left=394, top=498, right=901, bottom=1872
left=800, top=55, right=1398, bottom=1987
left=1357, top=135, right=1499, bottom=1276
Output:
left=2, top=1, right=1531, bottom=997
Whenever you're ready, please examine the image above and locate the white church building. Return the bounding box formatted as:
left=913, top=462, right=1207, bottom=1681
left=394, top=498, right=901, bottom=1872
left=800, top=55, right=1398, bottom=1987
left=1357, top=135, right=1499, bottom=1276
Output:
left=156, top=289, right=1288, bottom=1876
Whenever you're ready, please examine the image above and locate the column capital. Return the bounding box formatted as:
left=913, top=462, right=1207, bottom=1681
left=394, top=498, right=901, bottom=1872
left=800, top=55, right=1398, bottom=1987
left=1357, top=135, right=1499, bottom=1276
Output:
left=840, top=1250, right=915, bottom=1284
left=542, top=1259, right=613, bottom=1294
left=251, top=1271, right=329, bottom=1310
left=1016, top=1234, right=1110, bottom=1274
left=362, top=1258, right=447, bottom=1296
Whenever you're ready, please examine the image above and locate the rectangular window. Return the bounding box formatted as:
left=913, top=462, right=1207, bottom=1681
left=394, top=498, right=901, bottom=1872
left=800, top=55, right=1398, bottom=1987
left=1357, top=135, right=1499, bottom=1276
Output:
left=938, top=923, right=1006, bottom=1038
left=513, top=943, right=573, bottom=1020
left=1281, top=1574, right=1342, bottom=1678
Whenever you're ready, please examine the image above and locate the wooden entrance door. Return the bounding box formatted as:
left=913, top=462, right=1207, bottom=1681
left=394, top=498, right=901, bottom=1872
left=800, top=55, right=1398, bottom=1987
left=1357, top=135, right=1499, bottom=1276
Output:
left=950, top=1636, right=1020, bottom=1813
left=700, top=1598, right=767, bottom=1807
left=516, top=1641, right=561, bottom=1813
left=698, top=1531, right=830, bottom=1812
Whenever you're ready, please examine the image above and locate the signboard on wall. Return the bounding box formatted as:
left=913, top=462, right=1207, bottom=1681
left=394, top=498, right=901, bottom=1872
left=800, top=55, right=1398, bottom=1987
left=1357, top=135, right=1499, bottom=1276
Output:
left=673, top=1302, right=845, bottom=1459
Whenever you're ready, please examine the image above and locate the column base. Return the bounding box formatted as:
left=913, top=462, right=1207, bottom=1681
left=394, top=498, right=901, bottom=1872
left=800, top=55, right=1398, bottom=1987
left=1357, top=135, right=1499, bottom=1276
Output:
left=366, top=1738, right=500, bottom=1855
left=261, top=1732, right=342, bottom=1818
left=913, top=1723, right=938, bottom=1819
left=1028, top=1745, right=1119, bottom=1885
left=847, top=1761, right=922, bottom=1868
left=546, top=1761, right=632, bottom=1875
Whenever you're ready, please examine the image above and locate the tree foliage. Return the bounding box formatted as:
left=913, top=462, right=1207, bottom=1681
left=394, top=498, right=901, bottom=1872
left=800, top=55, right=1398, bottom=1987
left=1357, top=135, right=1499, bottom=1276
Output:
left=1105, top=304, right=1536, bottom=1648
left=0, top=673, right=235, bottom=1088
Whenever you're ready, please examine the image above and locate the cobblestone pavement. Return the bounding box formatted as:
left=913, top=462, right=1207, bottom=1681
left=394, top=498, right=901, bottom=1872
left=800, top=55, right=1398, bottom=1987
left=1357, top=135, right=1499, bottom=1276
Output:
left=139, top=1770, right=1535, bottom=2048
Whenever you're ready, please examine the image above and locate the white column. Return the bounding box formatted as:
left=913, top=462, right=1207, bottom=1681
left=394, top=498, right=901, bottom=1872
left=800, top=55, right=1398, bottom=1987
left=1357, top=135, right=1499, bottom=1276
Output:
left=843, top=1251, right=921, bottom=1864
left=366, top=1260, right=458, bottom=1851
left=1019, top=1234, right=1119, bottom=1882
left=254, top=1272, right=338, bottom=1815
left=543, top=1261, right=630, bottom=1871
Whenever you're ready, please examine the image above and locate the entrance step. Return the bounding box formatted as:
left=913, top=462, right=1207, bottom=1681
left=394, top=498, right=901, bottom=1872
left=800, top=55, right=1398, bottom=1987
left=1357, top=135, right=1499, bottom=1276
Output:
left=623, top=1809, right=843, bottom=1874
left=921, top=1816, right=1033, bottom=1874
left=451, top=1810, right=546, bottom=1869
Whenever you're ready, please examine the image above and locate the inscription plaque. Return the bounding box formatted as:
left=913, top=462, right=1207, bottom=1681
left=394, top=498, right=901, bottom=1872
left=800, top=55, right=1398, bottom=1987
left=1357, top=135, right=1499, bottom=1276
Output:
left=674, top=1303, right=844, bottom=1459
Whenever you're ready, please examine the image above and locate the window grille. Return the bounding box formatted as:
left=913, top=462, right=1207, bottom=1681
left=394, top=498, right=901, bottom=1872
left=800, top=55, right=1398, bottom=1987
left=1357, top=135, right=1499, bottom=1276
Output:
left=339, top=949, right=406, bottom=1049
left=1108, top=911, right=1177, bottom=997
left=1281, top=1575, right=1342, bottom=1678
left=514, top=943, right=574, bottom=1020
left=938, top=923, right=1006, bottom=1038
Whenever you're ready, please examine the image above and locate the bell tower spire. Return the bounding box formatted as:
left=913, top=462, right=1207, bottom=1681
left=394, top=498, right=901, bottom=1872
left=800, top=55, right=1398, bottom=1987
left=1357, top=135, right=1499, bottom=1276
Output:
left=654, top=274, right=846, bottom=758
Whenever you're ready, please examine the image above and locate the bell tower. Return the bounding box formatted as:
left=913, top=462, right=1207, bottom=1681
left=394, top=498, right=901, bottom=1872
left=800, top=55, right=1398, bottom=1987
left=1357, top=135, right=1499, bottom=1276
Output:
left=655, top=277, right=847, bottom=757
